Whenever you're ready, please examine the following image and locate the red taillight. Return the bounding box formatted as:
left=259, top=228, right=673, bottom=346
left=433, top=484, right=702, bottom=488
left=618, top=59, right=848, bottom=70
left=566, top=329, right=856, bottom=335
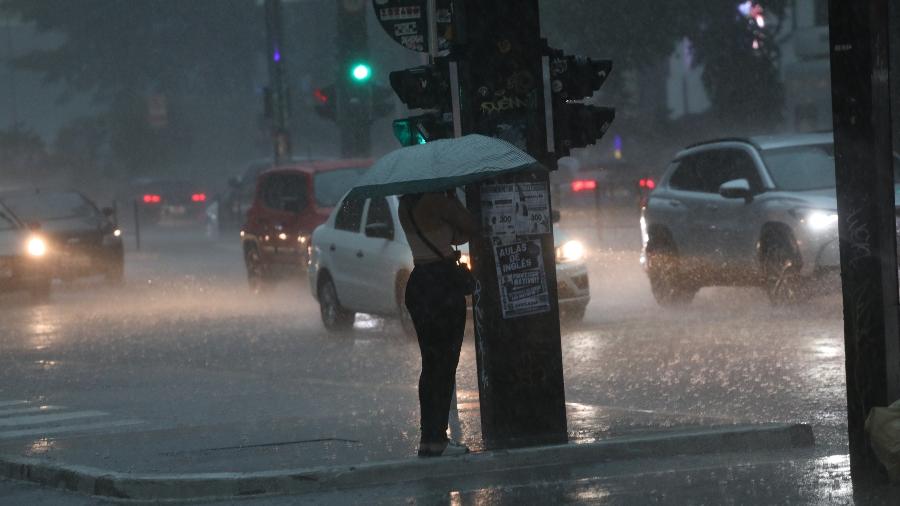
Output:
left=571, top=180, right=597, bottom=192
left=191, top=193, right=207, bottom=202
left=142, top=194, right=161, bottom=204
left=639, top=178, right=656, bottom=190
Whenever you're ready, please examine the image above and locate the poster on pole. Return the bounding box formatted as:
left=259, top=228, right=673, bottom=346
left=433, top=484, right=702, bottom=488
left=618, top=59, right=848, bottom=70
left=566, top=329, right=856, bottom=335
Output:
left=480, top=182, right=551, bottom=244
left=493, top=239, right=551, bottom=319
left=481, top=180, right=553, bottom=319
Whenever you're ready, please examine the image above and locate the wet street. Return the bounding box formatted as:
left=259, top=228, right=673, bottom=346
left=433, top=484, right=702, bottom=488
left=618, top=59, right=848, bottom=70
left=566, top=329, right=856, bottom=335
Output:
left=0, top=224, right=859, bottom=502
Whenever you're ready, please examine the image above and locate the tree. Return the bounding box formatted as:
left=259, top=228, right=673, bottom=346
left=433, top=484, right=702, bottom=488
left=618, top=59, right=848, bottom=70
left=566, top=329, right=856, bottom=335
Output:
left=0, top=0, right=264, bottom=178
left=540, top=0, right=787, bottom=131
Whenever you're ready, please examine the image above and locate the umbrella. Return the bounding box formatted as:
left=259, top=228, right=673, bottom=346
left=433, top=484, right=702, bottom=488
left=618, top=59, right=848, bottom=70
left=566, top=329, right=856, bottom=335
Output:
left=345, top=134, right=542, bottom=200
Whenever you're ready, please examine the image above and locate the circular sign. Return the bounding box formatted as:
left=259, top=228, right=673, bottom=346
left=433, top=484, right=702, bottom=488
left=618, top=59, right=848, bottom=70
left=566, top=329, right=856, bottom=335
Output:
left=373, top=0, right=453, bottom=53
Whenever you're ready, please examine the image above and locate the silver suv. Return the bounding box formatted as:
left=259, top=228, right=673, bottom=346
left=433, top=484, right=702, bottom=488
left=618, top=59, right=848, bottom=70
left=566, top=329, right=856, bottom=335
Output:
left=640, top=133, right=842, bottom=305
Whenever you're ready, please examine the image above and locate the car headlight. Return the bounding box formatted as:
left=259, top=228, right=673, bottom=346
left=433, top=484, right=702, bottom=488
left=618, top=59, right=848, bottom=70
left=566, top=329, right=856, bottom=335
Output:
left=556, top=240, right=585, bottom=263
left=793, top=209, right=838, bottom=232
left=102, top=229, right=123, bottom=246
left=459, top=253, right=472, bottom=270
left=26, top=236, right=47, bottom=257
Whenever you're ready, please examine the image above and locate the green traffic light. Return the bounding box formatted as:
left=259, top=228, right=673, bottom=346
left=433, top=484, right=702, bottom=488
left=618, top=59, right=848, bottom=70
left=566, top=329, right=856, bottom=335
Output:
left=351, top=63, right=372, bottom=82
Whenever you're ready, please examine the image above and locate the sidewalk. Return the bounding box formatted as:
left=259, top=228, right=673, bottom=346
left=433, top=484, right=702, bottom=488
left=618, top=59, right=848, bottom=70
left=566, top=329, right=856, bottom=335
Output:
left=0, top=399, right=819, bottom=502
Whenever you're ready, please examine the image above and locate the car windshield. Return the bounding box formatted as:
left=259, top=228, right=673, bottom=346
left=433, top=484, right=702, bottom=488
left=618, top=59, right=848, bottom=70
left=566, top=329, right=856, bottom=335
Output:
left=1, top=192, right=98, bottom=221
left=761, top=144, right=837, bottom=191
left=314, top=167, right=368, bottom=207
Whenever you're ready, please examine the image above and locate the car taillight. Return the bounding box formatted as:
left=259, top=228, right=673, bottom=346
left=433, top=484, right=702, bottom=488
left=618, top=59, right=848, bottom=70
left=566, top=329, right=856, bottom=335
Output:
left=571, top=180, right=597, bottom=192
left=639, top=178, right=656, bottom=190
left=143, top=194, right=161, bottom=203
left=191, top=193, right=207, bottom=202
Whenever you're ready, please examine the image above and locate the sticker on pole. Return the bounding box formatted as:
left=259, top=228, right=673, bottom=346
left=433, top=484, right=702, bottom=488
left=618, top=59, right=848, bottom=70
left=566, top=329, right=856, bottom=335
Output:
left=493, top=239, right=551, bottom=319
left=373, top=0, right=453, bottom=53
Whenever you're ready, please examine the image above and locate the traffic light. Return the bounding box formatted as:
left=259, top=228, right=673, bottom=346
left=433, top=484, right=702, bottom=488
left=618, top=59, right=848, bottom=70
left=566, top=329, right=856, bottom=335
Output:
left=350, top=62, right=372, bottom=83
left=313, top=85, right=335, bottom=120
left=389, top=58, right=453, bottom=146
left=392, top=113, right=452, bottom=146
left=548, top=49, right=616, bottom=157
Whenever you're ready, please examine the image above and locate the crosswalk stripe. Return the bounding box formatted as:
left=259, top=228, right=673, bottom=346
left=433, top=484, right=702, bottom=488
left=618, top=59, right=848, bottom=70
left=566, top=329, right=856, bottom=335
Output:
left=0, top=419, right=144, bottom=440
left=0, top=410, right=108, bottom=427
left=0, top=406, right=62, bottom=417
left=0, top=400, right=28, bottom=407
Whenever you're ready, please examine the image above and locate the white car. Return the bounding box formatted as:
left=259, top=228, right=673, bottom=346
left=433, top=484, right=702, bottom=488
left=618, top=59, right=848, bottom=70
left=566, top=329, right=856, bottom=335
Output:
left=308, top=194, right=590, bottom=333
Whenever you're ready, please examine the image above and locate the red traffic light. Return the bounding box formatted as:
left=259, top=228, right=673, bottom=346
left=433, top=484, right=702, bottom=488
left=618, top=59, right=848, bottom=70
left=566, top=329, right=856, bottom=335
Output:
left=313, top=88, right=329, bottom=104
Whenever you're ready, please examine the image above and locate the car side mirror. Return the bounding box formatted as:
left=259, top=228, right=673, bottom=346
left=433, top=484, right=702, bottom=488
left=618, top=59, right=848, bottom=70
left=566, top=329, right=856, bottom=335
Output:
left=719, top=179, right=752, bottom=202
left=101, top=206, right=115, bottom=217
left=552, top=209, right=561, bottom=223
left=365, top=222, right=394, bottom=241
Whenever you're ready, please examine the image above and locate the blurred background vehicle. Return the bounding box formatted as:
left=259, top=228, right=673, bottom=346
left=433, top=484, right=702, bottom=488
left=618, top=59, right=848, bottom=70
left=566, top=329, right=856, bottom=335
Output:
left=0, top=190, right=124, bottom=284
left=123, top=178, right=210, bottom=227
left=0, top=199, right=52, bottom=298
left=241, top=159, right=370, bottom=292
left=308, top=194, right=591, bottom=334
left=641, top=133, right=849, bottom=306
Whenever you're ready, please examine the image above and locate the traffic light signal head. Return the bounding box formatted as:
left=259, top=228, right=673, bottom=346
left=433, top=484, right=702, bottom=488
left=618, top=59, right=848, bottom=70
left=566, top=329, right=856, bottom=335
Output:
left=350, top=62, right=372, bottom=83
left=549, top=52, right=612, bottom=101
left=392, top=113, right=452, bottom=146
left=389, top=62, right=450, bottom=111
left=554, top=104, right=615, bottom=158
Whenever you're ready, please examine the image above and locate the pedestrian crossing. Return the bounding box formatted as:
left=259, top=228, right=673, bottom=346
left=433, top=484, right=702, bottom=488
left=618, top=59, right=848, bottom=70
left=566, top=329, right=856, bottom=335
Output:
left=0, top=399, right=143, bottom=441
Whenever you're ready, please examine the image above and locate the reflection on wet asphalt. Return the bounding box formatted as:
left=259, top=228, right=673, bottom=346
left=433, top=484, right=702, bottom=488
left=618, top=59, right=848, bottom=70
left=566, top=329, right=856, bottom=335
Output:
left=0, top=227, right=875, bottom=501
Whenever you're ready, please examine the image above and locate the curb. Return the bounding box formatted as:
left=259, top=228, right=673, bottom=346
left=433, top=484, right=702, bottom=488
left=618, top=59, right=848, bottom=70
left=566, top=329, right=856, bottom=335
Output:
left=0, top=423, right=814, bottom=502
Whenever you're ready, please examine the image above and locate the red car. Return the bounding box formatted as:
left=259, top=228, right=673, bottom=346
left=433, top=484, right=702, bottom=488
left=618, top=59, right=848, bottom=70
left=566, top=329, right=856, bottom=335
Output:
left=240, top=159, right=370, bottom=292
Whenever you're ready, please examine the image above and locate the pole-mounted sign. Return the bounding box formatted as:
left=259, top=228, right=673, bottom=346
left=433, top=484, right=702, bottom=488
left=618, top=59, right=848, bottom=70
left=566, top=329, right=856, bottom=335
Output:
left=373, top=0, right=452, bottom=53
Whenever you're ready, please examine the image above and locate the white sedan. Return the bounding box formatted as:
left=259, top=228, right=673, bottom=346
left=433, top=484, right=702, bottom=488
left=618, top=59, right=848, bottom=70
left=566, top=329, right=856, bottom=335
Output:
left=308, top=194, right=590, bottom=333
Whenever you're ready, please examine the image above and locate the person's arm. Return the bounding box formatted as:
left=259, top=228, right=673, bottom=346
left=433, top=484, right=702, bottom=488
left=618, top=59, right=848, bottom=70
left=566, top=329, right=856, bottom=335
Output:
left=439, top=192, right=478, bottom=244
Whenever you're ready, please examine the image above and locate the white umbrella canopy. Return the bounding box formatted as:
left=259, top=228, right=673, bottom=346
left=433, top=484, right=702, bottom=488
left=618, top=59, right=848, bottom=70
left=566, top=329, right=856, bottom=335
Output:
left=345, top=134, right=542, bottom=200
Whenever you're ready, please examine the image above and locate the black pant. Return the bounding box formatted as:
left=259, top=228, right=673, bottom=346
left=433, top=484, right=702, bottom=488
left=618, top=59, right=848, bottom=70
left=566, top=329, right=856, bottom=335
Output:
left=405, top=260, right=467, bottom=444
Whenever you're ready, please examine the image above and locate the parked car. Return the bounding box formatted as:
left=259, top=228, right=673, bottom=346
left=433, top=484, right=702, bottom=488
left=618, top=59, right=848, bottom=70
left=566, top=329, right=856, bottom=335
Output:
left=0, top=190, right=124, bottom=284
left=240, top=159, right=371, bottom=292
left=307, top=194, right=590, bottom=334
left=126, top=178, right=210, bottom=226
left=640, top=133, right=848, bottom=306
left=0, top=200, right=52, bottom=297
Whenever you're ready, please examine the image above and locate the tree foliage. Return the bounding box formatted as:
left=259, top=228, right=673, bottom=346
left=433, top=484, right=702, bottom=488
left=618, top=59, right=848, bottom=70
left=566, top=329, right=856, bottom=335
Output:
left=0, top=0, right=264, bottom=177
left=541, top=0, right=788, bottom=130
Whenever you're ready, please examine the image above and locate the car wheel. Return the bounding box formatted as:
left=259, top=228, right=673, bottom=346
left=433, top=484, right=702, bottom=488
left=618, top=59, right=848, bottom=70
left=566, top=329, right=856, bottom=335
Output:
left=244, top=246, right=272, bottom=294
left=762, top=233, right=807, bottom=305
left=396, top=273, right=417, bottom=339
left=646, top=236, right=698, bottom=306
left=318, top=275, right=354, bottom=331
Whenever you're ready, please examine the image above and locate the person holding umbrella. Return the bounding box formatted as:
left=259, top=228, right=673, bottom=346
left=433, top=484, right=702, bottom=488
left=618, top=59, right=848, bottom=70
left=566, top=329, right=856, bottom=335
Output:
left=343, top=134, right=542, bottom=457
left=399, top=190, right=477, bottom=457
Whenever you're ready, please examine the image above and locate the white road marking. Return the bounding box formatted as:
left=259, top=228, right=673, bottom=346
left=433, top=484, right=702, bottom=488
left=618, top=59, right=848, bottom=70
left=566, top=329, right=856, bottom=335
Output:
left=0, top=400, right=28, bottom=407
left=0, top=410, right=108, bottom=427
left=0, top=419, right=144, bottom=440
left=0, top=405, right=62, bottom=417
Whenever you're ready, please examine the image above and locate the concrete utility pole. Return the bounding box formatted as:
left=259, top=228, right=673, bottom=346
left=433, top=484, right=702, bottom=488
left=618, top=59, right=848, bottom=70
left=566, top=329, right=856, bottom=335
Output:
left=828, top=0, right=900, bottom=479
left=264, top=0, right=292, bottom=163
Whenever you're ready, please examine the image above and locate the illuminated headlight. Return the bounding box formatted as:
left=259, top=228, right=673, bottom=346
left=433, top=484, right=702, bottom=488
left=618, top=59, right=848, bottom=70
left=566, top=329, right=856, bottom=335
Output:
left=278, top=232, right=288, bottom=241
left=113, top=228, right=122, bottom=237
left=297, top=235, right=307, bottom=244
left=794, top=209, right=838, bottom=232
left=459, top=253, right=472, bottom=269
left=556, top=240, right=585, bottom=263
left=103, top=229, right=122, bottom=246
left=26, top=236, right=47, bottom=257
